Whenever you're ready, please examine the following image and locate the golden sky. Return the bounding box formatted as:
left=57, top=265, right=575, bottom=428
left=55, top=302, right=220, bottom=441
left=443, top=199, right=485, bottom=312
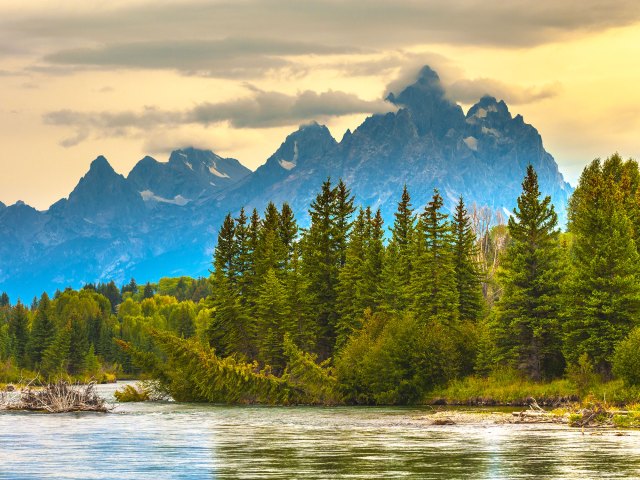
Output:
left=1, top=0, right=639, bottom=209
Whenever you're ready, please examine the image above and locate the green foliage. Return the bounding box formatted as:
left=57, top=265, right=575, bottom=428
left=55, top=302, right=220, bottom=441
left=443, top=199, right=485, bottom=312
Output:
left=613, top=327, right=640, bottom=386
left=564, top=154, right=640, bottom=376
left=380, top=186, right=415, bottom=312
left=26, top=293, right=55, bottom=368
left=121, top=329, right=340, bottom=404
left=8, top=302, right=30, bottom=367
left=410, top=190, right=459, bottom=324
left=452, top=196, right=484, bottom=322
left=336, top=311, right=458, bottom=404
left=493, top=165, right=566, bottom=380
left=430, top=369, right=576, bottom=405
left=114, top=383, right=151, bottom=402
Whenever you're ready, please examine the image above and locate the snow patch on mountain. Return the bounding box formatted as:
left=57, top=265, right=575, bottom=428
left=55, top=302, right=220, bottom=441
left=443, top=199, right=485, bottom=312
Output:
left=463, top=136, right=478, bottom=151
left=279, top=160, right=296, bottom=170
left=140, top=190, right=190, bottom=206
left=209, top=165, right=230, bottom=178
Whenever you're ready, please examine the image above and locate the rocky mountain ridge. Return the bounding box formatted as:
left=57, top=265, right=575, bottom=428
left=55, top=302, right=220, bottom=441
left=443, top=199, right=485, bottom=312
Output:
left=0, top=66, right=573, bottom=300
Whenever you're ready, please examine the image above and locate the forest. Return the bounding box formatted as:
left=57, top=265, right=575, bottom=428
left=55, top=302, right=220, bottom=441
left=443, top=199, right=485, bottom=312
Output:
left=2, top=153, right=640, bottom=405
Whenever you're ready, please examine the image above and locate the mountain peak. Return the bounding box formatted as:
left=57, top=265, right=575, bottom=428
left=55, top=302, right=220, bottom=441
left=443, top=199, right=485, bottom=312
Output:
left=88, top=155, right=116, bottom=175
left=467, top=95, right=511, bottom=121
left=386, top=65, right=465, bottom=137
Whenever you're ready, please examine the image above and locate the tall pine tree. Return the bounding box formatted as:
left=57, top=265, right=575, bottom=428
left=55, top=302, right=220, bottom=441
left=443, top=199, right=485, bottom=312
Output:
left=494, top=165, right=565, bottom=380
left=452, top=196, right=484, bottom=322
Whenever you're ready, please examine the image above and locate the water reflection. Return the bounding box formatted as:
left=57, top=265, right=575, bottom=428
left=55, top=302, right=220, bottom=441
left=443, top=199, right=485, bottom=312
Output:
left=1, top=386, right=639, bottom=479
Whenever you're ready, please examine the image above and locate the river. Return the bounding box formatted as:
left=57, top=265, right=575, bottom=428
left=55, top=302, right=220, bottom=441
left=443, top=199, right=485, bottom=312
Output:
left=1, top=383, right=640, bottom=479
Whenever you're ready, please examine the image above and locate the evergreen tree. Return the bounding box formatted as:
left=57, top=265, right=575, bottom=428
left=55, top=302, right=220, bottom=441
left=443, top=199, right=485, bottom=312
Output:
left=333, top=180, right=356, bottom=268
left=494, top=165, right=566, bottom=380
left=300, top=179, right=354, bottom=358
left=26, top=292, right=55, bottom=367
left=208, top=274, right=255, bottom=359
left=285, top=243, right=314, bottom=350
left=0, top=292, right=9, bottom=307
left=97, top=281, right=121, bottom=312
left=255, top=268, right=291, bottom=372
left=83, top=345, right=101, bottom=377
left=68, top=315, right=89, bottom=374
left=170, top=302, right=196, bottom=339
left=452, top=196, right=484, bottom=322
left=214, top=213, right=237, bottom=280
left=41, top=322, right=71, bottom=376
left=564, top=156, right=640, bottom=375
left=279, top=202, right=298, bottom=269
left=336, top=208, right=368, bottom=348
left=143, top=282, right=154, bottom=299
left=8, top=301, right=29, bottom=367
left=301, top=179, right=338, bottom=358
left=381, top=186, right=415, bottom=312
left=255, top=202, right=287, bottom=281
left=360, top=208, right=385, bottom=310
left=411, top=190, right=458, bottom=324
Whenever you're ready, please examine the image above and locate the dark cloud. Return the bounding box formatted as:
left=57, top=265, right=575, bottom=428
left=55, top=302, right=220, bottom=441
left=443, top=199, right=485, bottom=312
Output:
left=43, top=38, right=361, bottom=77
left=43, top=88, right=395, bottom=145
left=10, top=1, right=640, bottom=49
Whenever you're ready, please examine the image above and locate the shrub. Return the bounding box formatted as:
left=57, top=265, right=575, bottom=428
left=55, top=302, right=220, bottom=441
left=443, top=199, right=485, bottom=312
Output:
left=613, top=328, right=640, bottom=386
left=114, top=383, right=150, bottom=402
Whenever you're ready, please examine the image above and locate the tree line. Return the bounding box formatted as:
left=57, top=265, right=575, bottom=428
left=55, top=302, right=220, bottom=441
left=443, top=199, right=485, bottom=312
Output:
left=2, top=153, right=640, bottom=404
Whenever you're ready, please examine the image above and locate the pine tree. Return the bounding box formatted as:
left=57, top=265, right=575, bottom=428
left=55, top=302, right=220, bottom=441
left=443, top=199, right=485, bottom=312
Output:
left=300, top=179, right=338, bottom=358
left=143, top=282, right=154, bottom=299
left=26, top=292, right=55, bottom=368
left=83, top=345, right=101, bottom=377
left=170, top=302, right=196, bottom=339
left=236, top=208, right=260, bottom=312
left=208, top=273, right=255, bottom=359
left=335, top=208, right=368, bottom=348
left=411, top=190, right=458, bottom=324
left=68, top=315, right=89, bottom=374
left=564, top=156, right=640, bottom=375
left=0, top=292, right=9, bottom=307
left=360, top=208, right=385, bottom=309
left=494, top=165, right=566, bottom=380
left=41, top=322, right=71, bottom=377
left=255, top=268, right=291, bottom=372
left=255, top=202, right=287, bottom=281
left=8, top=301, right=29, bottom=367
left=285, top=243, right=315, bottom=351
left=452, top=196, right=484, bottom=322
left=214, top=213, right=237, bottom=281
left=279, top=203, right=298, bottom=269
left=333, top=180, right=356, bottom=268
left=380, top=186, right=415, bottom=312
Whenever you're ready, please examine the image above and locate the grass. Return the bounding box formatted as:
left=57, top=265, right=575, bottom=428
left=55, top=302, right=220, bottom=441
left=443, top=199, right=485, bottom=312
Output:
left=427, top=370, right=640, bottom=407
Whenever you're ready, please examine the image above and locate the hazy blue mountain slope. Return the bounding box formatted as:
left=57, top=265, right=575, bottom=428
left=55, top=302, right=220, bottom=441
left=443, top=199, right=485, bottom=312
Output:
left=0, top=66, right=573, bottom=300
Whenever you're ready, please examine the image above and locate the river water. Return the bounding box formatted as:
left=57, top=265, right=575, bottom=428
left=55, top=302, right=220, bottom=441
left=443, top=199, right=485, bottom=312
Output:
left=1, top=383, right=640, bottom=479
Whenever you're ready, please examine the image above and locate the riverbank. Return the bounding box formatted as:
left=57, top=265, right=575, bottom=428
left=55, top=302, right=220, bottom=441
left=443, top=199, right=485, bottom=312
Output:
left=426, top=373, right=640, bottom=407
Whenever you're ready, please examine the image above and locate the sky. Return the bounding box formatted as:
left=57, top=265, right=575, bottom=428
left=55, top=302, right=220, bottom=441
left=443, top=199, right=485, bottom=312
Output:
left=1, top=0, right=640, bottom=210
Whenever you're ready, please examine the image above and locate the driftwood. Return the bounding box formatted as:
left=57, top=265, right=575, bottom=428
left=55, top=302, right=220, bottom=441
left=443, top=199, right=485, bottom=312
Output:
left=1, top=380, right=111, bottom=413
left=511, top=397, right=568, bottom=424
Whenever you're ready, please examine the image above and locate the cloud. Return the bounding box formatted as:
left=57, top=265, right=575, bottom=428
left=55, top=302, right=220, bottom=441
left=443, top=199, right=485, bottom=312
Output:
left=43, top=87, right=395, bottom=145
left=381, top=61, right=561, bottom=106
left=446, top=78, right=562, bottom=105
left=59, top=128, right=89, bottom=147
left=9, top=1, right=640, bottom=49
left=43, top=38, right=361, bottom=78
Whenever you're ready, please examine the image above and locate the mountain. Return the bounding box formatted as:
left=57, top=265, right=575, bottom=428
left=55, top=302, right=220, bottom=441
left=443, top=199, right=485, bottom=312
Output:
left=128, top=148, right=250, bottom=204
left=0, top=66, right=573, bottom=300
